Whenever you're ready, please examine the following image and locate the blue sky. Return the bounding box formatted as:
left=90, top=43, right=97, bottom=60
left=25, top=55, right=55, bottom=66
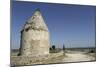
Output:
left=11, top=1, right=96, bottom=49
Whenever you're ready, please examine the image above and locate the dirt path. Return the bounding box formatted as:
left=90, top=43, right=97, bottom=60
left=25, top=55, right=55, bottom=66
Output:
left=62, top=52, right=95, bottom=62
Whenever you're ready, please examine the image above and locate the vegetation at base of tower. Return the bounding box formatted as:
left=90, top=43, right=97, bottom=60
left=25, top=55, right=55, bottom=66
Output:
left=17, top=53, right=21, bottom=56
left=49, top=47, right=52, bottom=50
left=49, top=45, right=61, bottom=53
left=49, top=45, right=56, bottom=53
left=52, top=45, right=55, bottom=50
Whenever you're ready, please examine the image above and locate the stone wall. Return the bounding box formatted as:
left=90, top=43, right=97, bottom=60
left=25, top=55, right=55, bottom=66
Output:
left=20, top=29, right=49, bottom=56
left=19, top=9, right=50, bottom=56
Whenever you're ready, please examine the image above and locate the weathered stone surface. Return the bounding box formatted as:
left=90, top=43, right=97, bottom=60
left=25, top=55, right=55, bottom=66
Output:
left=11, top=52, right=63, bottom=66
left=19, top=9, right=50, bottom=56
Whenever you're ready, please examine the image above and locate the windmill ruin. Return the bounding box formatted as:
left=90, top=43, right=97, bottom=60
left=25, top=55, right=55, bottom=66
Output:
left=11, top=9, right=63, bottom=66
left=19, top=9, right=50, bottom=56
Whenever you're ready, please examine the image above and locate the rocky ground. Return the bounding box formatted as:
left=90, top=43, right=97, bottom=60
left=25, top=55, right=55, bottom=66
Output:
left=11, top=49, right=96, bottom=66
left=37, top=50, right=95, bottom=64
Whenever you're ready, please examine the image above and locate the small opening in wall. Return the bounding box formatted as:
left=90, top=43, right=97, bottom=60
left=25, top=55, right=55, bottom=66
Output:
left=25, top=27, right=30, bottom=32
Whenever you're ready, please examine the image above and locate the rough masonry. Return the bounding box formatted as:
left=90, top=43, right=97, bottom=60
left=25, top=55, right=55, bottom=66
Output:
left=19, top=9, right=50, bottom=56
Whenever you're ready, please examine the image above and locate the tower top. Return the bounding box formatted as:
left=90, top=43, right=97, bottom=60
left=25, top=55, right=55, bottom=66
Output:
left=21, top=9, right=48, bottom=32
left=35, top=8, right=41, bottom=12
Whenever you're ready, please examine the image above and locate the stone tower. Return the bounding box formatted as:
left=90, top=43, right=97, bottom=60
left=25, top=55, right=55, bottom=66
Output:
left=20, top=9, right=50, bottom=56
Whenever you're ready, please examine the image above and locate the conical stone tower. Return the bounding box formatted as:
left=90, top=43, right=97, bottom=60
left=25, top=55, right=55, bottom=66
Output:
left=20, top=9, right=50, bottom=56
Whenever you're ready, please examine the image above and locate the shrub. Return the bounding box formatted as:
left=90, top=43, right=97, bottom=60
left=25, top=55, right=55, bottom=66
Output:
left=52, top=45, right=55, bottom=50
